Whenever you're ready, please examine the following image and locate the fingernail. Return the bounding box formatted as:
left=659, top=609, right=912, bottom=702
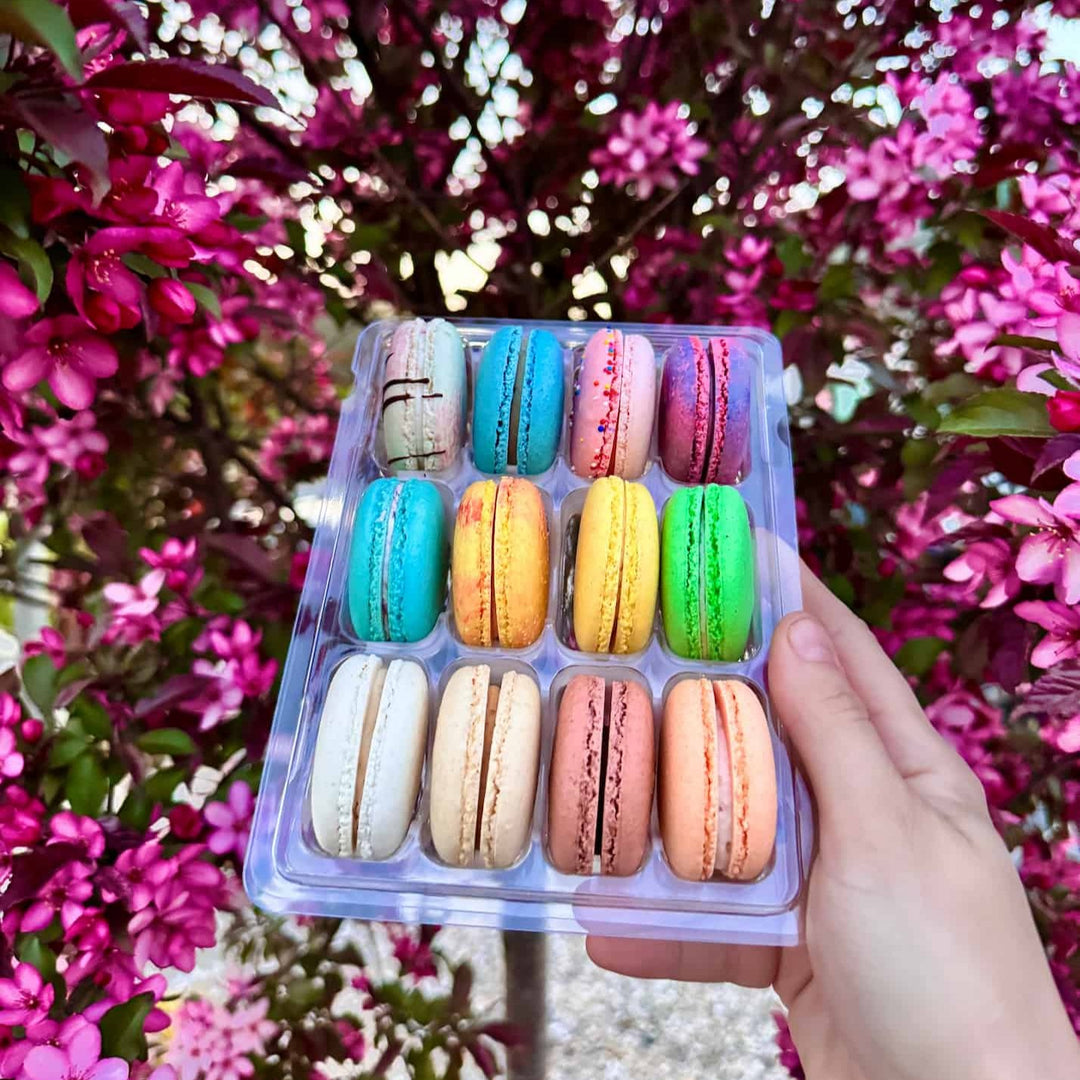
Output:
left=787, top=616, right=839, bottom=665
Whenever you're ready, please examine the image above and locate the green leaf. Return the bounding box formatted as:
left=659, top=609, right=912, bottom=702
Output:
left=99, top=992, right=154, bottom=1061
left=49, top=729, right=92, bottom=768
left=818, top=263, right=855, bottom=301
left=772, top=309, right=808, bottom=339
left=894, top=635, right=947, bottom=677
left=122, top=252, right=168, bottom=279
left=67, top=751, right=108, bottom=815
left=286, top=977, right=324, bottom=1011
left=144, top=764, right=187, bottom=803
left=992, top=333, right=1059, bottom=353
left=229, top=213, right=267, bottom=232
left=161, top=617, right=204, bottom=657
left=937, top=388, right=1056, bottom=439
left=185, top=281, right=222, bottom=319
left=137, top=728, right=196, bottom=756
left=22, top=654, right=57, bottom=713
left=0, top=165, right=31, bottom=237
left=119, top=785, right=153, bottom=829
left=0, top=0, right=82, bottom=82
left=71, top=695, right=113, bottom=740
left=196, top=584, right=245, bottom=614
left=775, top=235, right=812, bottom=276
left=0, top=234, right=53, bottom=303
left=17, top=933, right=56, bottom=980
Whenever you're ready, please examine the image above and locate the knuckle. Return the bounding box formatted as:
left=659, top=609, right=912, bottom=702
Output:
left=817, top=683, right=870, bottom=728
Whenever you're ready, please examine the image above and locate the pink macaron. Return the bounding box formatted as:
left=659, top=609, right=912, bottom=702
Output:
left=570, top=328, right=656, bottom=479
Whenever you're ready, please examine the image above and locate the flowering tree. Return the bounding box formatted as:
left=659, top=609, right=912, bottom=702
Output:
left=2, top=1, right=1080, bottom=1078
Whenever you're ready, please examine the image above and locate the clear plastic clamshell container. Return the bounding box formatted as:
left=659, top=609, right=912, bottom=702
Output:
left=245, top=319, right=812, bottom=944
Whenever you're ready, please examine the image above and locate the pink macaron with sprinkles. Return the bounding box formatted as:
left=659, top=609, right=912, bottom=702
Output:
left=570, top=328, right=656, bottom=479
left=658, top=336, right=751, bottom=484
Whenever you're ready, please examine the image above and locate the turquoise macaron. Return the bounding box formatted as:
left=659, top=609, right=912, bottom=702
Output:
left=348, top=478, right=447, bottom=642
left=472, top=325, right=565, bottom=475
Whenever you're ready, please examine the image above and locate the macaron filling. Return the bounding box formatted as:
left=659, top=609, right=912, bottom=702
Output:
left=704, top=340, right=731, bottom=483
left=350, top=663, right=388, bottom=851
left=507, top=330, right=529, bottom=468
left=378, top=481, right=403, bottom=639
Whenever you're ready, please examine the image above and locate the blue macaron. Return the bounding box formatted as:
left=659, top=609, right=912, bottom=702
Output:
left=472, top=326, right=564, bottom=475
left=348, top=478, right=447, bottom=642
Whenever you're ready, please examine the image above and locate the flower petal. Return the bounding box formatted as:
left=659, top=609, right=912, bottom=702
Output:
left=49, top=365, right=97, bottom=410
left=25, top=1046, right=69, bottom=1080
left=990, top=494, right=1056, bottom=527
left=2, top=348, right=49, bottom=392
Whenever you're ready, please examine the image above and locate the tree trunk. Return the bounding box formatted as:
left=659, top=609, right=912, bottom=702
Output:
left=502, top=930, right=546, bottom=1080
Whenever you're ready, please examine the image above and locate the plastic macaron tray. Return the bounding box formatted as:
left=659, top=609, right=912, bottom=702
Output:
left=246, top=319, right=812, bottom=945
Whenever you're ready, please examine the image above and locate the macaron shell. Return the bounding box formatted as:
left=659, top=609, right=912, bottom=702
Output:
left=613, top=333, right=656, bottom=480
left=493, top=478, right=549, bottom=648
left=422, top=318, right=467, bottom=470
left=612, top=482, right=659, bottom=654
left=452, top=480, right=497, bottom=646
left=355, top=659, right=428, bottom=859
left=570, top=328, right=622, bottom=477
left=479, top=670, right=541, bottom=868
left=660, top=486, right=704, bottom=658
left=714, top=680, right=776, bottom=880
left=429, top=664, right=490, bottom=865
left=472, top=326, right=520, bottom=474
left=386, top=480, right=449, bottom=642
left=702, top=485, right=754, bottom=661
left=516, top=329, right=564, bottom=475
left=658, top=335, right=710, bottom=483
left=547, top=674, right=605, bottom=875
left=348, top=478, right=397, bottom=641
left=573, top=476, right=625, bottom=653
left=601, top=680, right=655, bottom=876
left=382, top=321, right=425, bottom=470
left=659, top=677, right=719, bottom=881
left=703, top=339, right=751, bottom=485
left=310, top=654, right=384, bottom=856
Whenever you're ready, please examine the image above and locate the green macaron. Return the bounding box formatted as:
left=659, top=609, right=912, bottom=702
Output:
left=661, top=484, right=754, bottom=661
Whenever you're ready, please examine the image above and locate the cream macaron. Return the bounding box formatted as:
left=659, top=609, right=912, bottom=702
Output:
left=310, top=654, right=428, bottom=860
left=429, top=665, right=541, bottom=869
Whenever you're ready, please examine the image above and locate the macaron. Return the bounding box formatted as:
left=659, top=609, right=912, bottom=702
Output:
left=452, top=477, right=549, bottom=648
left=349, top=478, right=448, bottom=642
left=429, top=665, right=542, bottom=869
left=659, top=677, right=776, bottom=881
left=310, top=654, right=428, bottom=860
left=660, top=484, right=753, bottom=661
left=472, top=325, right=565, bottom=475
left=572, top=476, right=659, bottom=654
left=659, top=336, right=751, bottom=484
left=382, top=318, right=467, bottom=471
left=570, top=327, right=656, bottom=479
left=548, top=675, right=655, bottom=876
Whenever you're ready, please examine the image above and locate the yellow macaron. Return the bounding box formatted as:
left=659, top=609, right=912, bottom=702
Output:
left=572, top=477, right=659, bottom=653
left=452, top=477, right=549, bottom=648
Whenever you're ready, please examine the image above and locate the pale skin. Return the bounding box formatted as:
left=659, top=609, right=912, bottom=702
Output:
left=588, top=563, right=1080, bottom=1080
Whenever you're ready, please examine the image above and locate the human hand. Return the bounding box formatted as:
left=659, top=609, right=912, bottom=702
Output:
left=587, top=563, right=1080, bottom=1080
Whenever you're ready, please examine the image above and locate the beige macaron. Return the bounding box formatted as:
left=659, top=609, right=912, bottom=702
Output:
left=429, top=665, right=541, bottom=869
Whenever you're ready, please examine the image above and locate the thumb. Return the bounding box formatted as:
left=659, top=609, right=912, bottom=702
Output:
left=768, top=613, right=905, bottom=832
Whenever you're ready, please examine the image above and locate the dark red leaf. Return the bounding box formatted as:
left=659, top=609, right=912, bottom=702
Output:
left=133, top=673, right=210, bottom=719
left=0, top=844, right=84, bottom=912
left=1032, top=434, right=1080, bottom=482
left=1015, top=661, right=1080, bottom=720
left=980, top=210, right=1080, bottom=266
left=55, top=677, right=95, bottom=709
left=68, top=0, right=149, bottom=53
left=970, top=142, right=1044, bottom=188
left=81, top=512, right=131, bottom=576
left=473, top=1022, right=525, bottom=1047
left=225, top=154, right=312, bottom=187
left=15, top=95, right=109, bottom=200
left=84, top=59, right=279, bottom=110
left=204, top=533, right=278, bottom=582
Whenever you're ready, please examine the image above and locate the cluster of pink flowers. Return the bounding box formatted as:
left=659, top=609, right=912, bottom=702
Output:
left=167, top=996, right=278, bottom=1080
left=591, top=101, right=708, bottom=199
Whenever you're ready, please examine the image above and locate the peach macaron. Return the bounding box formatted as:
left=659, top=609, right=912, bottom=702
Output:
left=659, top=677, right=776, bottom=881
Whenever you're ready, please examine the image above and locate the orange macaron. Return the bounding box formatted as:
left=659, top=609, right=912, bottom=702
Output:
left=659, top=677, right=776, bottom=881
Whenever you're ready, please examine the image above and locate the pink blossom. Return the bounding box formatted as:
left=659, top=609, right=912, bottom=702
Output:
left=0, top=261, right=39, bottom=319
left=943, top=538, right=1021, bottom=608
left=390, top=927, right=438, bottom=980
left=0, top=963, right=54, bottom=1027
left=334, top=1019, right=366, bottom=1062
left=0, top=728, right=23, bottom=779
left=24, top=626, right=67, bottom=667
left=991, top=491, right=1080, bottom=604
left=19, top=861, right=95, bottom=933
left=166, top=996, right=278, bottom=1080
left=2, top=1016, right=92, bottom=1080
left=1015, top=600, right=1080, bottom=667
left=140, top=538, right=202, bottom=595
left=128, top=846, right=225, bottom=972
left=8, top=412, right=109, bottom=486
left=149, top=278, right=197, bottom=323
left=24, top=1023, right=128, bottom=1080
left=205, top=781, right=254, bottom=861
left=2, top=316, right=118, bottom=410
left=102, top=569, right=167, bottom=645
left=182, top=659, right=245, bottom=730
left=108, top=840, right=174, bottom=912
left=49, top=810, right=105, bottom=858
left=590, top=101, right=707, bottom=198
